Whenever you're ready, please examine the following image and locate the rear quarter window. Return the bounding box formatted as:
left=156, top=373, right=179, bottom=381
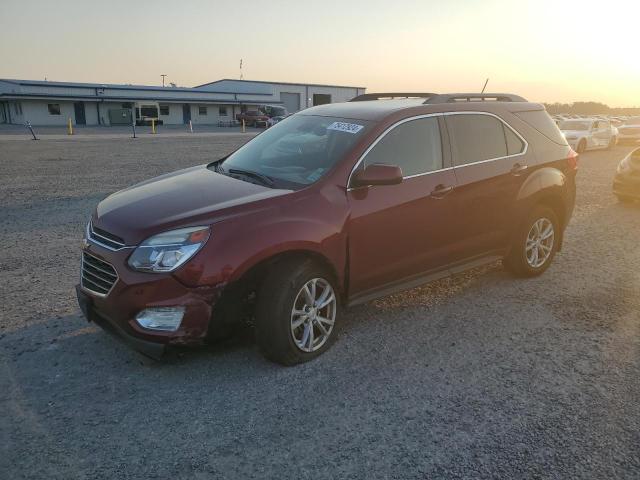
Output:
left=514, top=110, right=568, bottom=146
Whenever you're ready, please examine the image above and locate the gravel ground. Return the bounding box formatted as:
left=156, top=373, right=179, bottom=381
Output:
left=1, top=135, right=639, bottom=479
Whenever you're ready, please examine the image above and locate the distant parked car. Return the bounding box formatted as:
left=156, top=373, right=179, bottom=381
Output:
left=559, top=118, right=616, bottom=153
left=613, top=147, right=640, bottom=203
left=617, top=117, right=640, bottom=144
left=236, top=110, right=270, bottom=127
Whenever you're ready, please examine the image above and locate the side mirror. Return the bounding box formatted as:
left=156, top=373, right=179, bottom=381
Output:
left=351, top=164, right=403, bottom=188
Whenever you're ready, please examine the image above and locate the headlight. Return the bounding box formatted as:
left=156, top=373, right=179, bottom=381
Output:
left=617, top=157, right=630, bottom=173
left=128, top=226, right=210, bottom=273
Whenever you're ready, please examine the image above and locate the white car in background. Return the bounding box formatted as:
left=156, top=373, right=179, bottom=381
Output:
left=617, top=117, right=640, bottom=144
left=559, top=118, right=616, bottom=153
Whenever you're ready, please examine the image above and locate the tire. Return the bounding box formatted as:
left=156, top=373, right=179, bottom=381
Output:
left=577, top=139, right=587, bottom=154
left=503, top=205, right=559, bottom=278
left=255, top=258, right=340, bottom=365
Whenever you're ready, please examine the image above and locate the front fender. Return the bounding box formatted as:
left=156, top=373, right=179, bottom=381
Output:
left=174, top=189, right=349, bottom=291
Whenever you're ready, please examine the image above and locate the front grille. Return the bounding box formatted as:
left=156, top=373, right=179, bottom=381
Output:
left=88, top=221, right=126, bottom=250
left=81, top=251, right=118, bottom=296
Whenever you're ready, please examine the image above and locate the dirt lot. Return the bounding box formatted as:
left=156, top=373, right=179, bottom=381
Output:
left=1, top=135, right=639, bottom=479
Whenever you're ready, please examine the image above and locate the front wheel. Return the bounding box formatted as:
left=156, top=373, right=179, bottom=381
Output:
left=255, top=259, right=339, bottom=365
left=504, top=206, right=559, bottom=277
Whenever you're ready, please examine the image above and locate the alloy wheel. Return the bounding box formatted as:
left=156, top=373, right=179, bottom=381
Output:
left=290, top=278, right=336, bottom=352
left=525, top=218, right=555, bottom=268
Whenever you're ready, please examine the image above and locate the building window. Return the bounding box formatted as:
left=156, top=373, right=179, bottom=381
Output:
left=48, top=104, right=61, bottom=115
left=199, top=106, right=207, bottom=115
left=312, top=94, right=331, bottom=106
left=159, top=104, right=170, bottom=116
left=219, top=106, right=228, bottom=116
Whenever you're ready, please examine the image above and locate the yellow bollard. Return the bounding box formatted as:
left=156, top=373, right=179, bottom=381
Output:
left=151, top=118, right=156, bottom=134
left=242, top=118, right=245, bottom=133
left=67, top=118, right=73, bottom=135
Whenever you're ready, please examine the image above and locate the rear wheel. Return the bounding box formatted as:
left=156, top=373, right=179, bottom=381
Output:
left=255, top=258, right=339, bottom=365
left=577, top=139, right=587, bottom=153
left=504, top=206, right=559, bottom=277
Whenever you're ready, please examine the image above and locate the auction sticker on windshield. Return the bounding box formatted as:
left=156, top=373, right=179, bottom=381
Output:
left=327, top=121, right=364, bottom=134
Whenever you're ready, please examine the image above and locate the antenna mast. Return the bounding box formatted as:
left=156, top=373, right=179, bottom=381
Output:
left=481, top=78, right=489, bottom=94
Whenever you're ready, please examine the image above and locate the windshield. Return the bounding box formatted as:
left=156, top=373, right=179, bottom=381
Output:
left=559, top=120, right=591, bottom=131
left=623, top=117, right=640, bottom=125
left=219, top=115, right=371, bottom=189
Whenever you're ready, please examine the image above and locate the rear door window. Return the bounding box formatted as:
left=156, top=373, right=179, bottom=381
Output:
left=363, top=116, right=443, bottom=177
left=446, top=114, right=513, bottom=166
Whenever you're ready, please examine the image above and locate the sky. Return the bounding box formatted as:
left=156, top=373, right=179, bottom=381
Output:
left=1, top=0, right=638, bottom=107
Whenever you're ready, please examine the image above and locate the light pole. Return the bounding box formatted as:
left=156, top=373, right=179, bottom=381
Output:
left=161, top=74, right=167, bottom=87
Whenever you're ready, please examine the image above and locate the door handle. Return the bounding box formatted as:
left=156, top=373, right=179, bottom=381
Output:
left=430, top=184, right=454, bottom=199
left=510, top=163, right=528, bottom=176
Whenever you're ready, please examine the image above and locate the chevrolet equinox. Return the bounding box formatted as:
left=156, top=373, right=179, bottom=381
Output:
left=77, top=92, right=577, bottom=365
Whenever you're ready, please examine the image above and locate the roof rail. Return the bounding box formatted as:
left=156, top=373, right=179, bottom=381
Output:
left=350, top=92, right=436, bottom=102
left=424, top=93, right=527, bottom=104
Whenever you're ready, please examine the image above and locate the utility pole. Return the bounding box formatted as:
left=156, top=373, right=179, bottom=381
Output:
left=161, top=74, right=167, bottom=87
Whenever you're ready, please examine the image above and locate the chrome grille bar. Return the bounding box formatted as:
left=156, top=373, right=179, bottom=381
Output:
left=81, top=251, right=118, bottom=296
left=88, top=221, right=128, bottom=251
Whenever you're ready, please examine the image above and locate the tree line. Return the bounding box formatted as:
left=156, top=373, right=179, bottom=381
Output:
left=544, top=101, right=640, bottom=116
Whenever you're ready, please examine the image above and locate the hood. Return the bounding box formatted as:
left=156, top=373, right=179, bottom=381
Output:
left=94, top=164, right=290, bottom=244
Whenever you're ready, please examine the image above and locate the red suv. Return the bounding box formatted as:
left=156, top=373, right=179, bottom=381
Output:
left=77, top=92, right=577, bottom=365
left=236, top=110, right=269, bottom=127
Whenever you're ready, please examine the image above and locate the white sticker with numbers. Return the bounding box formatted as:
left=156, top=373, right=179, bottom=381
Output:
left=327, top=121, right=364, bottom=134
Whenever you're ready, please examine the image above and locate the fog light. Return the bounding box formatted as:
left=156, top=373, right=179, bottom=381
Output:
left=135, top=307, right=185, bottom=332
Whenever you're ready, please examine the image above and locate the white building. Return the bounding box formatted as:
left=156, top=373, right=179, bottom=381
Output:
left=0, top=78, right=365, bottom=126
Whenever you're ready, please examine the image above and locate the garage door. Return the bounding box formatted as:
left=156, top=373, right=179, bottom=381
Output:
left=280, top=92, right=301, bottom=113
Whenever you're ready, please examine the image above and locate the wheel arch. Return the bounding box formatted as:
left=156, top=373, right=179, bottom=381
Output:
left=210, top=247, right=344, bottom=331
left=515, top=167, right=569, bottom=250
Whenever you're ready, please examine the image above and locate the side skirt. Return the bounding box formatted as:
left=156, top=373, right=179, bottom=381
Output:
left=346, top=253, right=503, bottom=308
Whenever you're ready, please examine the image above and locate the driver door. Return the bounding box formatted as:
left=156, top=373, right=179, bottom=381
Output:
left=347, top=115, right=458, bottom=299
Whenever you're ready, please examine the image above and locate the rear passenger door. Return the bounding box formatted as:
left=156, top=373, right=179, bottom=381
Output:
left=444, top=112, right=528, bottom=264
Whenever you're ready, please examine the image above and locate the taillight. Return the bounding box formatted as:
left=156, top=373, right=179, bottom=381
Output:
left=567, top=149, right=579, bottom=170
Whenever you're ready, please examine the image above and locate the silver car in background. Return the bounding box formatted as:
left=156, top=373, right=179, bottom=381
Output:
left=617, top=117, right=640, bottom=144
left=559, top=118, right=616, bottom=153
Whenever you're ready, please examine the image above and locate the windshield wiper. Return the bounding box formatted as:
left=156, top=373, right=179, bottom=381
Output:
left=226, top=168, right=275, bottom=187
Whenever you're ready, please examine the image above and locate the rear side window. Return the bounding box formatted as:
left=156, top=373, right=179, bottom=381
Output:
left=505, top=127, right=524, bottom=155
left=364, top=117, right=443, bottom=177
left=514, top=109, right=567, bottom=145
left=446, top=114, right=515, bottom=166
